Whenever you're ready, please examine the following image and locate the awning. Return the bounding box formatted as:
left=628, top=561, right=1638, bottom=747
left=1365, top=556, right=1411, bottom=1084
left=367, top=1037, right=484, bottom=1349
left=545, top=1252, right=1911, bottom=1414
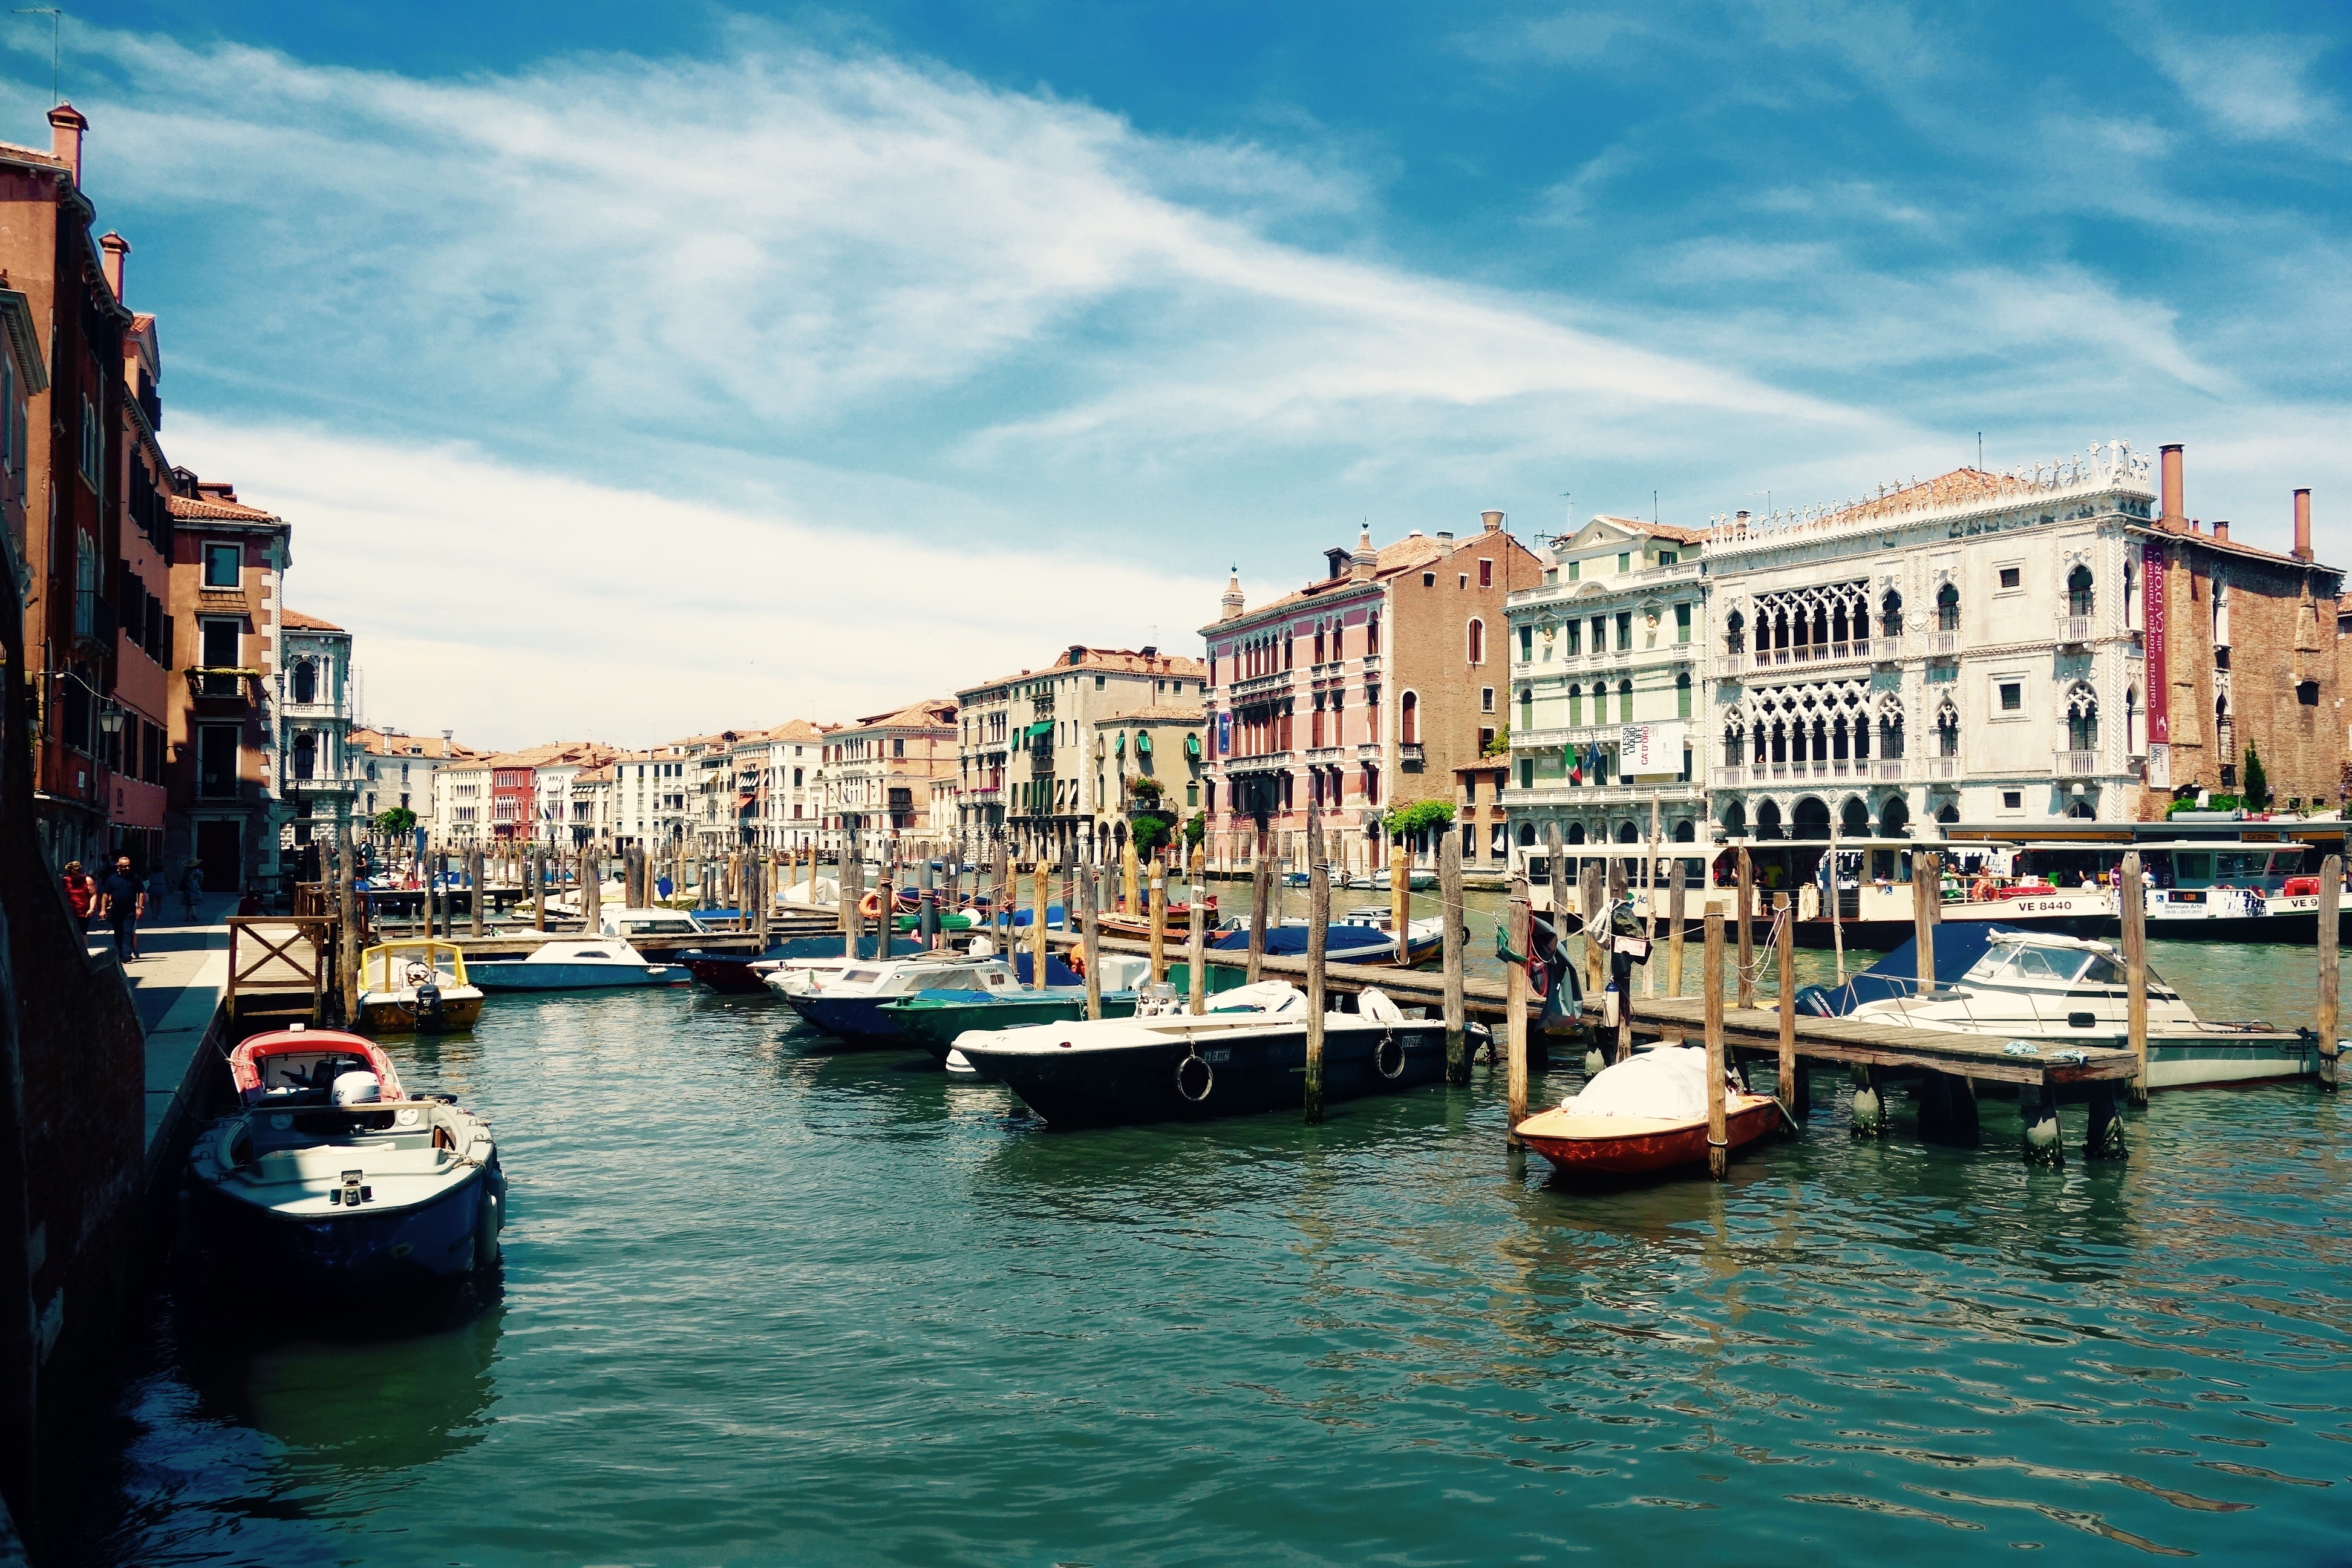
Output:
left=1184, top=733, right=1201, bottom=759
left=1135, top=731, right=1152, bottom=755
left=1026, top=721, right=1054, bottom=741
left=1114, top=733, right=1125, bottom=754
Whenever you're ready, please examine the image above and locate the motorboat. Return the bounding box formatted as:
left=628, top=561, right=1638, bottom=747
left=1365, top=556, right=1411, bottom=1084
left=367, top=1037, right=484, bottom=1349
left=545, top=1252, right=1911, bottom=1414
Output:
left=676, top=933, right=923, bottom=995
left=598, top=907, right=710, bottom=939
left=1514, top=1046, right=1782, bottom=1177
left=1795, top=923, right=2321, bottom=1088
left=1207, top=916, right=1436, bottom=968
left=955, top=982, right=1492, bottom=1126
left=1368, top=866, right=1437, bottom=892
left=466, top=938, right=690, bottom=991
left=187, top=1028, right=503, bottom=1287
left=881, top=955, right=1153, bottom=1062
left=353, top=939, right=485, bottom=1034
left=776, top=951, right=1080, bottom=1042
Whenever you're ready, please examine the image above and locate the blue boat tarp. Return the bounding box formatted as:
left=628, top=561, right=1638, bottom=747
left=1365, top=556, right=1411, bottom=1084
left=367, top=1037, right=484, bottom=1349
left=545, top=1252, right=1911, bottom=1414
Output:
left=987, top=904, right=1068, bottom=930
left=1794, top=923, right=2015, bottom=1017
left=1208, top=924, right=1399, bottom=958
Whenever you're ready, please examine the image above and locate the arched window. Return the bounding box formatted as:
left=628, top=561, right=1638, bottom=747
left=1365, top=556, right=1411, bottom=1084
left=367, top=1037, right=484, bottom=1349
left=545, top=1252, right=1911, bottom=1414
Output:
left=1467, top=618, right=1485, bottom=665
left=1567, top=822, right=1586, bottom=844
left=1400, top=690, right=1419, bottom=745
left=2067, top=565, right=2095, bottom=616
left=1725, top=609, right=1746, bottom=655
left=1936, top=801, right=1960, bottom=824
left=1568, top=683, right=1583, bottom=727
left=2126, top=687, right=2141, bottom=754
left=1617, top=678, right=1633, bottom=722
left=2065, top=683, right=2099, bottom=753
left=1720, top=800, right=1747, bottom=838
left=1935, top=582, right=1959, bottom=632
left=1878, top=698, right=1906, bottom=760
left=1935, top=699, right=1960, bottom=758
left=292, top=659, right=317, bottom=706
left=1676, top=671, right=1692, bottom=719
left=1518, top=821, right=1536, bottom=847
left=1880, top=590, right=1903, bottom=638
left=293, top=730, right=318, bottom=781
left=1520, top=686, right=1534, bottom=728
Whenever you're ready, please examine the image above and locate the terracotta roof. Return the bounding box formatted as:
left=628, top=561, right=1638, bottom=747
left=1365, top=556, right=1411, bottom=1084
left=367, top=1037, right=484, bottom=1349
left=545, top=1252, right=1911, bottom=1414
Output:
left=1584, top=514, right=1708, bottom=546
left=351, top=729, right=477, bottom=759
left=741, top=718, right=825, bottom=744
left=1824, top=468, right=2040, bottom=526
left=279, top=608, right=344, bottom=633
left=0, top=139, right=67, bottom=172
left=1223, top=530, right=1504, bottom=623
left=168, top=492, right=281, bottom=522
left=962, top=648, right=1205, bottom=697
left=572, top=763, right=616, bottom=783
left=844, top=699, right=958, bottom=730
left=1105, top=706, right=1205, bottom=724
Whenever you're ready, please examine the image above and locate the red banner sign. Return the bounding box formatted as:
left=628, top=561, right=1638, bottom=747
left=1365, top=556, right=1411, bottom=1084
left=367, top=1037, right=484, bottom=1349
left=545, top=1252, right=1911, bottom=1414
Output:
left=2144, top=540, right=2168, bottom=745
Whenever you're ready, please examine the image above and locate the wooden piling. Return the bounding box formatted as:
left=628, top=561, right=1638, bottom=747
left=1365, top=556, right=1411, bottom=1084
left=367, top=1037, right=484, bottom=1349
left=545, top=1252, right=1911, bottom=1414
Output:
left=1774, top=890, right=1797, bottom=1122
left=1704, top=909, right=1727, bottom=1180
left=1735, top=846, right=1754, bottom=1009
left=1389, top=843, right=1410, bottom=965
left=1187, top=889, right=1206, bottom=1014
left=2321, top=854, right=2342, bottom=1094
left=1247, top=827, right=1270, bottom=984
left=468, top=848, right=485, bottom=938
left=841, top=831, right=861, bottom=956
left=1543, top=819, right=1564, bottom=924
left=1440, top=831, right=1466, bottom=1084
left=533, top=849, right=547, bottom=932
left=1580, top=861, right=1604, bottom=1001
left=1148, top=856, right=1168, bottom=983
left=1305, top=825, right=1328, bottom=1125
left=1827, top=812, right=1846, bottom=985
left=337, top=820, right=359, bottom=1019
left=1122, top=835, right=1140, bottom=915
left=1079, top=866, right=1103, bottom=1021
left=1666, top=858, right=1687, bottom=997
left=1912, top=851, right=1938, bottom=1002
left=1030, top=854, right=1049, bottom=990
left=1506, top=878, right=1530, bottom=1138
left=2121, top=851, right=2147, bottom=1105
left=1607, top=855, right=1632, bottom=1063
left=584, top=844, right=603, bottom=934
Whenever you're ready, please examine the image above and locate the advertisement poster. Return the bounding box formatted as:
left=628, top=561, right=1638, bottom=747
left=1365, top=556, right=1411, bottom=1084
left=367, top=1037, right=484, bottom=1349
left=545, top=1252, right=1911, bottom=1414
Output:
left=1216, top=710, right=1232, bottom=756
left=2144, top=540, right=2168, bottom=745
left=1618, top=720, right=1687, bottom=776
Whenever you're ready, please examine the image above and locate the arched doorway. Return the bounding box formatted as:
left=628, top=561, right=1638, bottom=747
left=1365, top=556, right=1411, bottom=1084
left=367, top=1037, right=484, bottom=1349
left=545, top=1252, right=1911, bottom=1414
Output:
left=2066, top=799, right=2096, bottom=819
left=1615, top=822, right=1638, bottom=843
left=1673, top=820, right=1694, bottom=842
left=1720, top=800, right=1747, bottom=838
left=1755, top=799, right=1783, bottom=840
left=1840, top=797, right=1870, bottom=838
left=1792, top=797, right=1831, bottom=839
left=1878, top=794, right=1910, bottom=838
left=1567, top=822, right=1586, bottom=844
left=1517, top=821, right=1536, bottom=846
left=1935, top=800, right=1959, bottom=825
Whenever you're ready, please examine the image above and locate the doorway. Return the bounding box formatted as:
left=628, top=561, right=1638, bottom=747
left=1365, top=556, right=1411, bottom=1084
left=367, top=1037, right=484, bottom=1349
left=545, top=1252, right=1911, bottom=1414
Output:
left=195, top=818, right=241, bottom=889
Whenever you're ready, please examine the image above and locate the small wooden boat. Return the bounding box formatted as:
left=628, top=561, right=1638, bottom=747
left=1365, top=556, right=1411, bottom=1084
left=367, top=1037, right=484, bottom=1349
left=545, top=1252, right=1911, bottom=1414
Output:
left=1514, top=1094, right=1782, bottom=1177
left=354, top=939, right=485, bottom=1034
left=1095, top=897, right=1215, bottom=943
left=188, top=1028, right=503, bottom=1288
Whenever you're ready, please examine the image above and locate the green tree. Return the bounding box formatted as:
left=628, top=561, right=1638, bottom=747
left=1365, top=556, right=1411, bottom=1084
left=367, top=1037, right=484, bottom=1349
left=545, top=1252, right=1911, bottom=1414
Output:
left=1128, top=774, right=1166, bottom=806
left=1182, top=811, right=1206, bottom=848
left=1131, top=812, right=1173, bottom=857
left=376, top=806, right=417, bottom=836
left=2242, top=743, right=2271, bottom=811
left=1483, top=724, right=1510, bottom=757
left=1381, top=800, right=1455, bottom=843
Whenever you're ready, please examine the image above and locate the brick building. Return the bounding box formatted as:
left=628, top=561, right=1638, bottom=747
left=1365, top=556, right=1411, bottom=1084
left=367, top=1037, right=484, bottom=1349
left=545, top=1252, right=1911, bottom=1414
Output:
left=2136, top=446, right=2342, bottom=812
left=825, top=699, right=957, bottom=846
left=1199, top=512, right=1543, bottom=874
left=164, top=478, right=290, bottom=893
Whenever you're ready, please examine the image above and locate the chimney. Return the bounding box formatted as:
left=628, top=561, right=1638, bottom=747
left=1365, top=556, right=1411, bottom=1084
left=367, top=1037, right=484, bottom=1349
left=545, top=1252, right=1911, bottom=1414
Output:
left=2159, top=442, right=2185, bottom=532
left=1481, top=509, right=1504, bottom=533
left=1436, top=530, right=1454, bottom=542
left=2212, top=520, right=2229, bottom=543
left=98, top=231, right=128, bottom=304
left=47, top=103, right=85, bottom=185
left=1139, top=645, right=1157, bottom=658
left=2294, top=488, right=2313, bottom=562
left=1324, top=547, right=1349, bottom=579
left=1067, top=644, right=1086, bottom=667
left=1220, top=568, right=1245, bottom=622
left=1350, top=527, right=1376, bottom=583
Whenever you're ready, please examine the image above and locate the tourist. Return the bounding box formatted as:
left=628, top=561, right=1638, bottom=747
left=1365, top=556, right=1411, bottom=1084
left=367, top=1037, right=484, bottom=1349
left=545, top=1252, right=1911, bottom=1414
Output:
left=178, top=861, right=206, bottom=921
left=61, top=860, right=96, bottom=935
left=98, top=855, right=145, bottom=961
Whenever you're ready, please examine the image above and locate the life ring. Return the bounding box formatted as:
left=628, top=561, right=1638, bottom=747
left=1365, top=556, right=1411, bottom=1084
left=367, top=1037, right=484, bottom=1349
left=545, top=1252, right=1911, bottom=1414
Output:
left=1527, top=953, right=1549, bottom=998
left=1373, top=1033, right=1406, bottom=1081
left=1175, top=1053, right=1214, bottom=1103
left=859, top=892, right=883, bottom=918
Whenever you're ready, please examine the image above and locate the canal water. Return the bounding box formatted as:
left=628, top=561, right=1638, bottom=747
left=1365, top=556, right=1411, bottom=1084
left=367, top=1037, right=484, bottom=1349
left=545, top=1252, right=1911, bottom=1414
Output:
left=63, top=941, right=2351, bottom=1567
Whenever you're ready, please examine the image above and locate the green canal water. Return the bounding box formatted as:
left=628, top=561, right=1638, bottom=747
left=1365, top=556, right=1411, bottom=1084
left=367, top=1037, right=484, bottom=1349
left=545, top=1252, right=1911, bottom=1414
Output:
left=63, top=940, right=2352, bottom=1567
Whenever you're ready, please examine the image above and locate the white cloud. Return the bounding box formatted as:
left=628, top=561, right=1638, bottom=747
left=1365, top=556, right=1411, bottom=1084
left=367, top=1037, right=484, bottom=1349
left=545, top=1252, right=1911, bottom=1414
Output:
left=2148, top=30, right=2340, bottom=143
left=168, top=417, right=1218, bottom=750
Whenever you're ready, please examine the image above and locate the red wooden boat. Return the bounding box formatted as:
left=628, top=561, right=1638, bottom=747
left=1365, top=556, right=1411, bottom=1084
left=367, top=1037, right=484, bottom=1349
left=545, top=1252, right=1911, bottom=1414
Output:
left=1513, top=1093, right=1783, bottom=1177
left=1094, top=898, right=1216, bottom=943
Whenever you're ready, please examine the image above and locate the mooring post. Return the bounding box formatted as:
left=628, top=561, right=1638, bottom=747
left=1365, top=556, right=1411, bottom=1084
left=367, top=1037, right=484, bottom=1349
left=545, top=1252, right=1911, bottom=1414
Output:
left=534, top=849, right=547, bottom=933
left=1079, top=866, right=1103, bottom=1021
left=842, top=831, right=862, bottom=958
left=1122, top=835, right=1140, bottom=915
left=1774, top=891, right=1798, bottom=1122
left=1030, top=854, right=1050, bottom=990
left=1148, top=855, right=1168, bottom=983
left=468, top=848, right=485, bottom=938
left=880, top=843, right=898, bottom=967
left=1827, top=813, right=1846, bottom=985
left=1704, top=909, right=1727, bottom=1180
left=1305, top=823, right=1328, bottom=1125
left=1666, top=857, right=1688, bottom=996
left=1440, top=831, right=1467, bottom=1084
left=1390, top=842, right=1410, bottom=965
left=1506, top=877, right=1530, bottom=1143
left=1187, top=887, right=1207, bottom=1014
left=1247, top=827, right=1270, bottom=984
left=1580, top=861, right=1604, bottom=1004
left=919, top=854, right=938, bottom=950
left=1912, top=851, right=1938, bottom=1010
left=1735, top=847, right=1754, bottom=1009
left=2121, top=851, right=2148, bottom=1105
left=2318, top=854, right=2341, bottom=1093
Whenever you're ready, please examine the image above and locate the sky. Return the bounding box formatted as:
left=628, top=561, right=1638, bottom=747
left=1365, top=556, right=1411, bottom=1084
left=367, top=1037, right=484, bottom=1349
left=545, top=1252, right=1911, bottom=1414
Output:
left=5, top=2, right=2345, bottom=748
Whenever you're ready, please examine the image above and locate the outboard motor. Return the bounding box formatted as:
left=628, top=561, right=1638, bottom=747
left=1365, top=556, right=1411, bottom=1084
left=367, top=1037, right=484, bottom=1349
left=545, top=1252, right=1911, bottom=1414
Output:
left=330, top=1070, right=384, bottom=1108
left=415, top=980, right=444, bottom=1029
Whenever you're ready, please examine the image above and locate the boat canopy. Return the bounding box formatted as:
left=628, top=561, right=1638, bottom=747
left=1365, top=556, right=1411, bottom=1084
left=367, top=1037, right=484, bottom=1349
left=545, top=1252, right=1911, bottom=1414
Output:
left=1794, top=923, right=2019, bottom=1018
left=229, top=1030, right=405, bottom=1103
left=1210, top=923, right=1400, bottom=957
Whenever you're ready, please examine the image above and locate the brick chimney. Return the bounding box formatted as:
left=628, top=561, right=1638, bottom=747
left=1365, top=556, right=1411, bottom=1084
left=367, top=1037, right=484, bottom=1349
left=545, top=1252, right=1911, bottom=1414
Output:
left=2159, top=442, right=2185, bottom=532
left=2293, top=488, right=2313, bottom=562
left=47, top=103, right=84, bottom=185
left=2212, top=520, right=2229, bottom=543
left=98, top=231, right=128, bottom=304
left=1481, top=509, right=1504, bottom=533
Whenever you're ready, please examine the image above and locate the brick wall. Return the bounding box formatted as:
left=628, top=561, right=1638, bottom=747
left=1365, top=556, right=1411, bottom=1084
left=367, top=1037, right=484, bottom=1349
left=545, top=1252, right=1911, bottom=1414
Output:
left=1387, top=529, right=1543, bottom=817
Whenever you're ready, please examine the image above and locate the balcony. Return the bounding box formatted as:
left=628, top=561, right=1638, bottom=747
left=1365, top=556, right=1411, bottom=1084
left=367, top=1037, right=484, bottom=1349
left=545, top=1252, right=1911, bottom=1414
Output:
left=1922, top=755, right=1962, bottom=780
left=2054, top=750, right=2100, bottom=778
left=1508, top=782, right=1704, bottom=809
left=188, top=667, right=259, bottom=710
left=1229, top=669, right=1292, bottom=701
left=1873, top=759, right=1908, bottom=781
left=2057, top=613, right=2092, bottom=647
left=1740, top=636, right=1881, bottom=675
left=1927, top=629, right=1960, bottom=658
left=1397, top=743, right=1425, bottom=764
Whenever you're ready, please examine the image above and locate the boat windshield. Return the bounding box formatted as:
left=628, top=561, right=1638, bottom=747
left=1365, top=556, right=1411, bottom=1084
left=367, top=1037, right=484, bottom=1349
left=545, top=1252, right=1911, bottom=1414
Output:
left=840, top=967, right=883, bottom=985
left=1976, top=943, right=2091, bottom=985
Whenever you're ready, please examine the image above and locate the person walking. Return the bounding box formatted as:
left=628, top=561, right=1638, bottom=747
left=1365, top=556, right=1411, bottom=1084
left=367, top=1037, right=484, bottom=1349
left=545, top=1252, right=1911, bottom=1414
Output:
left=61, top=861, right=96, bottom=936
left=98, top=855, right=146, bottom=961
left=178, top=861, right=206, bottom=921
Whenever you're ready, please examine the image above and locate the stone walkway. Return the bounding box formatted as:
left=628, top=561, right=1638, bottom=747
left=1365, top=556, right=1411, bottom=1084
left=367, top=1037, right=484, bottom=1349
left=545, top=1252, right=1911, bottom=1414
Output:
left=113, top=892, right=240, bottom=1174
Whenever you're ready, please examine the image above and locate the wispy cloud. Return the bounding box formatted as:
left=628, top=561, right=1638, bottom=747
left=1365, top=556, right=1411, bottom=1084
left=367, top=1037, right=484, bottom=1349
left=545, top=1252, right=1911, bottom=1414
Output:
left=2146, top=27, right=2341, bottom=143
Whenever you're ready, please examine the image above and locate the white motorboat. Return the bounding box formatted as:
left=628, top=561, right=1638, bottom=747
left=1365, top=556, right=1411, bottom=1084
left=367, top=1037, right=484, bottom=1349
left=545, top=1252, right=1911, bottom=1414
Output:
left=467, top=937, right=690, bottom=991
left=598, top=907, right=710, bottom=939
left=1800, top=924, right=2320, bottom=1088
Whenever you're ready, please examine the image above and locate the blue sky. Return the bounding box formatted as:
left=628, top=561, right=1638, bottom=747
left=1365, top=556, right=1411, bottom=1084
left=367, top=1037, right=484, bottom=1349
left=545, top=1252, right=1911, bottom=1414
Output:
left=7, top=2, right=2345, bottom=746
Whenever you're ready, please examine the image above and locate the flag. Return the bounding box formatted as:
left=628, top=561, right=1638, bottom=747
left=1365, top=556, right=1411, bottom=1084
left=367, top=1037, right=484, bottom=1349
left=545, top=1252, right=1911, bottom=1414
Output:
left=1566, top=743, right=1581, bottom=785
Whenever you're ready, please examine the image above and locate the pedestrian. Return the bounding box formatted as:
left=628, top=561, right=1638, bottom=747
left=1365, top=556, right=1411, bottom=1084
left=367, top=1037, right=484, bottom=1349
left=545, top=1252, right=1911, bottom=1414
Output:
left=179, top=861, right=206, bottom=921
left=98, top=855, right=146, bottom=961
left=61, top=860, right=96, bottom=935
